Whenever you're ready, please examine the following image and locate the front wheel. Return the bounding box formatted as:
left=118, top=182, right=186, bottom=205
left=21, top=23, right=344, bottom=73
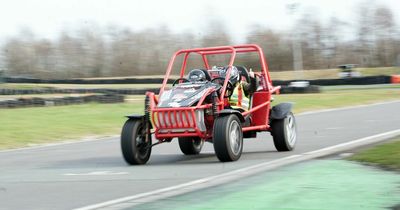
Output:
left=213, top=115, right=243, bottom=162
left=178, top=137, right=204, bottom=155
left=271, top=112, right=297, bottom=151
left=121, top=119, right=152, bottom=165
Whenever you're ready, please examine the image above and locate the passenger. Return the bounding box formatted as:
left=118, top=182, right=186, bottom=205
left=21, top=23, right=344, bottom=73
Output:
left=219, top=66, right=257, bottom=111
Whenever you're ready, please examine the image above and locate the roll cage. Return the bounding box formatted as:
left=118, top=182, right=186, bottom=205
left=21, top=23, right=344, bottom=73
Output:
left=160, top=44, right=278, bottom=101
left=149, top=44, right=281, bottom=140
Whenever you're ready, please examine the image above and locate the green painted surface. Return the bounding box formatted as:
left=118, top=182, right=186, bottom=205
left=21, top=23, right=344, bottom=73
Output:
left=133, top=160, right=400, bottom=210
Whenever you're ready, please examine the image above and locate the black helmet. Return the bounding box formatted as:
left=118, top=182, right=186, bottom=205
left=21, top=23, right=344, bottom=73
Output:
left=187, top=69, right=207, bottom=82
left=220, top=66, right=240, bottom=85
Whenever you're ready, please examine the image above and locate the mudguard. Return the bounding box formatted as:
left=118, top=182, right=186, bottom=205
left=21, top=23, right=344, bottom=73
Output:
left=270, top=103, right=293, bottom=120
left=125, top=114, right=144, bottom=120
left=218, top=109, right=245, bottom=122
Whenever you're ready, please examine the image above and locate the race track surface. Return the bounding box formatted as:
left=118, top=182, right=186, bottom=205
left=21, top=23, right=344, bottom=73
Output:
left=0, top=101, right=399, bottom=210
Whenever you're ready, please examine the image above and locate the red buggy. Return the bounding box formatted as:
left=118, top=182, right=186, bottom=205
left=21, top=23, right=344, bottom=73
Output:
left=121, top=44, right=297, bottom=165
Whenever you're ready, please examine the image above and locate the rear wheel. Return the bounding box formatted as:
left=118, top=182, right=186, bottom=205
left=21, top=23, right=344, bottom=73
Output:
left=178, top=137, right=204, bottom=155
left=213, top=115, right=243, bottom=162
left=271, top=112, right=297, bottom=151
left=121, top=119, right=152, bottom=165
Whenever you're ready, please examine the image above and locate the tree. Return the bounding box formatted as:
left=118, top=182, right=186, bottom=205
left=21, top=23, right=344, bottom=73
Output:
left=246, top=26, right=292, bottom=71
left=374, top=6, right=395, bottom=66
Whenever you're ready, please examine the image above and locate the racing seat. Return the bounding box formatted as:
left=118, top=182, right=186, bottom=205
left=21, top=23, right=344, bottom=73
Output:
left=200, top=69, right=211, bottom=81
left=235, top=66, right=251, bottom=83
left=198, top=69, right=212, bottom=81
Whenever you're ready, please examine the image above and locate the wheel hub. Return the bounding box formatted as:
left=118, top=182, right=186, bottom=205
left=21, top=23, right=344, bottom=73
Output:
left=286, top=115, right=297, bottom=146
left=229, top=121, right=241, bottom=155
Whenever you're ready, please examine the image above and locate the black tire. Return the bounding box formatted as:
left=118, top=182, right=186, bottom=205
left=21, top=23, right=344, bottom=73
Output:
left=178, top=137, right=204, bottom=155
left=121, top=119, right=152, bottom=165
left=213, top=115, right=243, bottom=162
left=271, top=112, right=297, bottom=151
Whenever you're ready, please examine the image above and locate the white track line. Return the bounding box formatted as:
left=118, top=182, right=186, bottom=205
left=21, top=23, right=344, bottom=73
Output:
left=0, top=135, right=118, bottom=154
left=74, top=128, right=400, bottom=210
left=2, top=100, right=399, bottom=153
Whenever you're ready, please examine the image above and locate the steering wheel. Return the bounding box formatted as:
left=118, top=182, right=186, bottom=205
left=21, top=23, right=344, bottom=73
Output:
left=211, top=77, right=234, bottom=97
left=172, top=78, right=190, bottom=86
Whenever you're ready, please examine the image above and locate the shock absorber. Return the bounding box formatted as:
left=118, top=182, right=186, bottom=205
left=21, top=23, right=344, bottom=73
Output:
left=212, top=91, right=218, bottom=117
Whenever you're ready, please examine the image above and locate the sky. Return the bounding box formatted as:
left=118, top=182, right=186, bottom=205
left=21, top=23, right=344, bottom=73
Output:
left=0, top=0, right=399, bottom=42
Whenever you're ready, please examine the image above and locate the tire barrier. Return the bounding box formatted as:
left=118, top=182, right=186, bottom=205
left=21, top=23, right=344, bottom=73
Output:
left=4, top=77, right=175, bottom=84
left=280, top=85, right=320, bottom=94
left=0, top=88, right=160, bottom=95
left=273, top=75, right=391, bottom=86
left=0, top=86, right=320, bottom=109
left=1, top=86, right=322, bottom=95
left=0, top=94, right=124, bottom=109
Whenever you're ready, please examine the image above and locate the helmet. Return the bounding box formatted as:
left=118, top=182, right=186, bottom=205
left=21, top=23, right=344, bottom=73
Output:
left=220, top=66, right=240, bottom=85
left=187, top=69, right=207, bottom=82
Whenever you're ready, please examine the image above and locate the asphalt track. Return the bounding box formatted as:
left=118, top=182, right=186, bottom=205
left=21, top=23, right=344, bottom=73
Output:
left=1, top=101, right=399, bottom=210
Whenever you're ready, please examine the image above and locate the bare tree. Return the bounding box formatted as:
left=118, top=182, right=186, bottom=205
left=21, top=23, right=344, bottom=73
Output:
left=1, top=5, right=399, bottom=79
left=246, top=26, right=292, bottom=71
left=374, top=6, right=395, bottom=66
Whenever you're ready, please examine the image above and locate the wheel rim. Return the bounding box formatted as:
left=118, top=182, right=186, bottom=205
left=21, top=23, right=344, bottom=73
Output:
left=136, top=125, right=150, bottom=158
left=285, top=114, right=297, bottom=147
left=192, top=138, right=204, bottom=150
left=229, top=120, right=242, bottom=156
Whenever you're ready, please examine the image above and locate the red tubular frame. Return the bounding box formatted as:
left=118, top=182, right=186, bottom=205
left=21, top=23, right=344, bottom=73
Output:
left=151, top=44, right=280, bottom=140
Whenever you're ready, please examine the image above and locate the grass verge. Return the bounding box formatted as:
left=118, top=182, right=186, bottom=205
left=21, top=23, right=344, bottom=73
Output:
left=349, top=138, right=400, bottom=170
left=0, top=103, right=141, bottom=149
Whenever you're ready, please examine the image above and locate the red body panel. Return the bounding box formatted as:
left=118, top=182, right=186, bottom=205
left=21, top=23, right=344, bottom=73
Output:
left=251, top=91, right=271, bottom=130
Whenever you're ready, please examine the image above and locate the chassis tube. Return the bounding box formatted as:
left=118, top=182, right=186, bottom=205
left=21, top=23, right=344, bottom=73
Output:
left=242, top=125, right=270, bottom=132
left=242, top=100, right=270, bottom=116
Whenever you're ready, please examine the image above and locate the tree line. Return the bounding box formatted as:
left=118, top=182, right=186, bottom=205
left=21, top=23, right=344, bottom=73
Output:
left=1, top=4, right=399, bottom=79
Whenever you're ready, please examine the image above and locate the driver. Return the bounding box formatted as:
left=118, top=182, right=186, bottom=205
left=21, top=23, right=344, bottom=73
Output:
left=219, top=66, right=257, bottom=111
left=187, top=69, right=207, bottom=82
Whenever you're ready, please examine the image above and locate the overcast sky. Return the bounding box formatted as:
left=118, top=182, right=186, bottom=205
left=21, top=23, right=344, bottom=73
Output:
left=0, top=0, right=399, bottom=42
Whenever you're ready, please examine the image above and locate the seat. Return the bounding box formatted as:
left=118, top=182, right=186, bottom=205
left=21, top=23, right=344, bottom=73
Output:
left=235, top=66, right=250, bottom=83
left=198, top=69, right=212, bottom=81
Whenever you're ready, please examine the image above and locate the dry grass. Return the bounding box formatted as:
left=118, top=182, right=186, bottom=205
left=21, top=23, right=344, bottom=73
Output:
left=0, top=93, right=95, bottom=100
